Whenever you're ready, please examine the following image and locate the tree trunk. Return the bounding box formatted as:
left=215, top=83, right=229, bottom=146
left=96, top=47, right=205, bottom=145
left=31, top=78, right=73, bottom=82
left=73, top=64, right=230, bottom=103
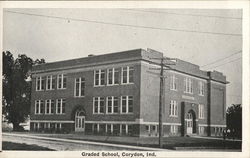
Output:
left=12, top=122, right=22, bottom=131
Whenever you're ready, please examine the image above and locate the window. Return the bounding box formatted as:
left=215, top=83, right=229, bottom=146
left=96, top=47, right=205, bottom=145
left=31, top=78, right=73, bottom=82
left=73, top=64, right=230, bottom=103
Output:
left=106, top=96, right=119, bottom=114
left=121, top=124, right=127, bottom=135
left=94, top=70, right=105, bottom=86
left=44, top=123, right=50, bottom=129
left=122, top=66, right=134, bottom=84
left=75, top=77, right=85, bottom=97
left=152, top=125, right=157, bottom=132
left=93, top=97, right=105, bottom=114
left=56, top=99, right=66, bottom=114
left=36, top=76, right=45, bottom=91
left=169, top=100, right=178, bottom=117
left=184, top=77, right=193, bottom=94
left=57, top=74, right=67, bottom=89
left=107, top=68, right=119, bottom=85
left=170, top=125, right=178, bottom=134
left=170, top=74, right=177, bottom=90
left=121, top=96, right=133, bottom=113
left=45, top=100, right=54, bottom=114
left=46, top=75, right=55, bottom=90
left=35, top=100, right=44, bottom=114
left=55, top=123, right=62, bottom=129
left=198, top=81, right=205, bottom=96
left=107, top=124, right=113, bottom=134
left=199, top=126, right=204, bottom=135
left=113, top=124, right=120, bottom=135
left=34, top=123, right=40, bottom=130
left=199, top=104, right=204, bottom=119
left=93, top=124, right=99, bottom=133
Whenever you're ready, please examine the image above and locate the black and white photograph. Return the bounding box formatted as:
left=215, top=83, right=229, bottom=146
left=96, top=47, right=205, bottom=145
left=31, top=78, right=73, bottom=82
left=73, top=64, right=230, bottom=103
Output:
left=1, top=1, right=249, bottom=158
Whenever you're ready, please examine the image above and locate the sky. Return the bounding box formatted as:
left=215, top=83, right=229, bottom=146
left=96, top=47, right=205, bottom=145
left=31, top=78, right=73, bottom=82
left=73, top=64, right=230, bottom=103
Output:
left=2, top=8, right=242, bottom=108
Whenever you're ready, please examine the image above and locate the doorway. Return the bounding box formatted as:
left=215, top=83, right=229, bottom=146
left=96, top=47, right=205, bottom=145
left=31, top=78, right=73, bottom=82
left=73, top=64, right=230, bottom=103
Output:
left=75, top=110, right=85, bottom=132
left=186, top=110, right=196, bottom=134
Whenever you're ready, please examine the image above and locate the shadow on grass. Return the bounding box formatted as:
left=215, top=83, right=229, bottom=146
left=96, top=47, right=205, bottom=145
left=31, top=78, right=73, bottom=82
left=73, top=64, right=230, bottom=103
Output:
left=2, top=141, right=55, bottom=151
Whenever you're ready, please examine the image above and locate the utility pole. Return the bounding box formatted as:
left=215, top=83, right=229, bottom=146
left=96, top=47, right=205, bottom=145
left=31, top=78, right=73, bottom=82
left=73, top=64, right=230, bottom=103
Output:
left=159, top=58, right=164, bottom=148
left=149, top=52, right=177, bottom=148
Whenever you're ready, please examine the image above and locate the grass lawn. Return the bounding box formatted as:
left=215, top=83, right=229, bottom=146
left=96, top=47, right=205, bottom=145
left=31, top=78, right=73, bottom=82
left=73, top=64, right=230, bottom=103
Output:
left=2, top=141, right=54, bottom=151
left=25, top=132, right=241, bottom=150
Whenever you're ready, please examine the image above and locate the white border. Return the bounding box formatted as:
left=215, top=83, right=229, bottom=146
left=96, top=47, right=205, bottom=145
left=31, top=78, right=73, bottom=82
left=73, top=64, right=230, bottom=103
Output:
left=0, top=1, right=249, bottom=158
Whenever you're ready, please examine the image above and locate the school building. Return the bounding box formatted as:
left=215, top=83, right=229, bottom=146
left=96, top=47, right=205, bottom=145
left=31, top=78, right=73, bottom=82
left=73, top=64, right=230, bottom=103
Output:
left=30, top=48, right=227, bottom=137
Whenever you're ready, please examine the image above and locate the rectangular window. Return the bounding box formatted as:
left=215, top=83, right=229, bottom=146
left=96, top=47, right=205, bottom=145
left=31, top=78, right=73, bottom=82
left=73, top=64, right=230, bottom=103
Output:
left=75, top=77, right=85, bottom=97
left=170, top=74, right=177, bottom=90
left=107, top=68, right=119, bottom=85
left=121, top=124, right=127, bottom=134
left=94, top=70, right=105, bottom=86
left=106, top=96, right=119, bottom=114
left=146, top=125, right=150, bottom=133
left=46, top=75, right=55, bottom=90
left=113, top=97, right=118, bottom=113
left=199, top=126, right=205, bottom=134
left=36, top=76, right=45, bottom=91
left=169, top=100, right=178, bottom=117
left=170, top=125, right=178, bottom=134
left=199, top=81, right=205, bottom=96
left=122, top=66, right=134, bottom=84
left=107, top=124, right=113, bottom=134
left=35, top=100, right=44, bottom=114
left=107, top=96, right=112, bottom=113
left=57, top=74, right=66, bottom=89
left=45, top=100, right=54, bottom=114
left=184, top=78, right=193, bottom=94
left=56, top=99, right=66, bottom=114
left=199, top=104, right=204, bottom=119
left=93, top=97, right=105, bottom=114
left=121, top=96, right=133, bottom=114
left=35, top=100, right=39, bottom=114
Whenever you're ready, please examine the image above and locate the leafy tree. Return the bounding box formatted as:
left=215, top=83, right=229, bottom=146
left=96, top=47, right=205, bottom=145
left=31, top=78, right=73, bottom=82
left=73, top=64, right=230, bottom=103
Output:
left=226, top=104, right=242, bottom=139
left=2, top=51, right=45, bottom=131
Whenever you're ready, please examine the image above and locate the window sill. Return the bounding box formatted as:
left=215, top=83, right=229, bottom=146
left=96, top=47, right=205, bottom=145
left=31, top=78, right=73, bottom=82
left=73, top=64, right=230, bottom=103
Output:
left=93, top=85, right=105, bottom=87
left=184, top=91, right=193, bottom=95
left=105, top=113, right=120, bottom=115
left=36, top=90, right=45, bottom=92
left=121, top=83, right=134, bottom=85
left=170, top=89, right=178, bottom=91
left=46, top=89, right=55, bottom=91
left=107, top=84, right=119, bottom=86
left=169, top=115, right=178, bottom=118
left=198, top=94, right=205, bottom=96
left=55, top=113, right=66, bottom=115
left=74, top=96, right=85, bottom=98
left=120, top=113, right=133, bottom=114
left=57, top=88, right=66, bottom=90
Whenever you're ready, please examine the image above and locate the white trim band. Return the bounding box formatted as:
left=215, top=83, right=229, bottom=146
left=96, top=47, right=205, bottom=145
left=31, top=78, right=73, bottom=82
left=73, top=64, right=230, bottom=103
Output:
left=199, top=124, right=226, bottom=127
left=30, top=120, right=74, bottom=123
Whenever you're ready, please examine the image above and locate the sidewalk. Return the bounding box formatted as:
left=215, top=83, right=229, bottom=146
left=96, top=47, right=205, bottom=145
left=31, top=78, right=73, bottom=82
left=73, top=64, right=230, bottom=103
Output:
left=3, top=132, right=167, bottom=151
left=192, top=135, right=242, bottom=142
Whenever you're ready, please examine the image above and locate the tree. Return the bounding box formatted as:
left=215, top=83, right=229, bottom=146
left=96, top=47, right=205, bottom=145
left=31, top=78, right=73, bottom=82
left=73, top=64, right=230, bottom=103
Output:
left=2, top=51, right=45, bottom=131
left=226, top=104, right=242, bottom=139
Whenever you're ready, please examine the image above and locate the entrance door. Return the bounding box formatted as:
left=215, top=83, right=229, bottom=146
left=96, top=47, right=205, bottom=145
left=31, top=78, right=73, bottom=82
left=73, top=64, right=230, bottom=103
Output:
left=186, top=112, right=193, bottom=134
left=75, top=111, right=85, bottom=132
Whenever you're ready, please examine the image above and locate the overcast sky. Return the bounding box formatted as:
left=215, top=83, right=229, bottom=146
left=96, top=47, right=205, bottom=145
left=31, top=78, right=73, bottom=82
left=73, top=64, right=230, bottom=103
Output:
left=3, top=8, right=242, bottom=107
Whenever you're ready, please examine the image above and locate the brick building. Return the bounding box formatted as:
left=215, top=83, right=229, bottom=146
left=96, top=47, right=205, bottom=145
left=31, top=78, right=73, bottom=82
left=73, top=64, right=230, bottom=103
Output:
left=30, top=49, right=227, bottom=137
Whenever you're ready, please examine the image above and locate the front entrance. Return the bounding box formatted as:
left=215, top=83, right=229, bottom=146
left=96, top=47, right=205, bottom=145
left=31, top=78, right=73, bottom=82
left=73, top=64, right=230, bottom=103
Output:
left=186, top=113, right=193, bottom=134
left=75, top=110, right=85, bottom=132
left=186, top=110, right=196, bottom=135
